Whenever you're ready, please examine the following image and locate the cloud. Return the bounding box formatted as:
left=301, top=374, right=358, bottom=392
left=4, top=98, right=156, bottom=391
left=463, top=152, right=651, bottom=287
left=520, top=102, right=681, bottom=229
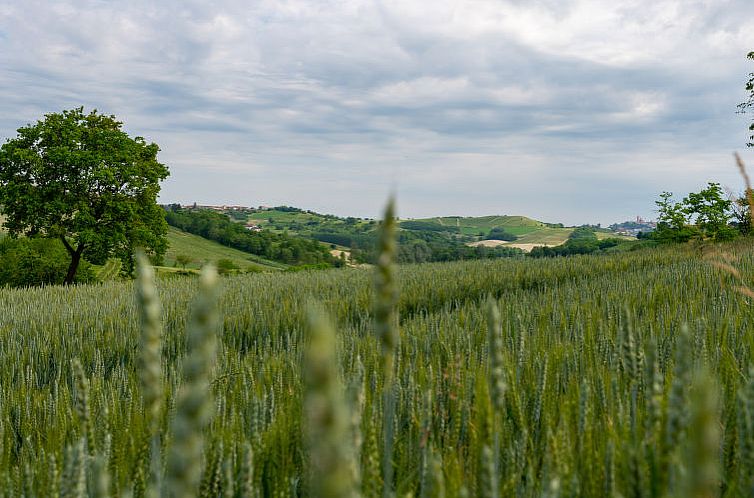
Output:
left=0, top=0, right=753, bottom=225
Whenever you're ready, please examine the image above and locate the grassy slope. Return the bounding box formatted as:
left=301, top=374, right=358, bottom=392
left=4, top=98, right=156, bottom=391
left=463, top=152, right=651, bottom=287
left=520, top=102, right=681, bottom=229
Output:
left=596, top=230, right=635, bottom=241
left=511, top=227, right=574, bottom=245
left=164, top=227, right=286, bottom=271
left=415, top=215, right=578, bottom=244
left=426, top=215, right=544, bottom=234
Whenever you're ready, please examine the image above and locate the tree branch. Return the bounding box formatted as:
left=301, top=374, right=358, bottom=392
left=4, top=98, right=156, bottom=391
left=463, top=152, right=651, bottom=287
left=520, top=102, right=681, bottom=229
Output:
left=59, top=236, right=74, bottom=255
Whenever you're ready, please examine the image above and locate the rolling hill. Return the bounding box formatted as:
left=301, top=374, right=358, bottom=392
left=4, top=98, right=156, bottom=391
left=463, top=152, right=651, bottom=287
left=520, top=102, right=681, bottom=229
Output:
left=415, top=215, right=546, bottom=236
left=163, top=227, right=286, bottom=271
left=233, top=207, right=634, bottom=254
left=410, top=215, right=633, bottom=246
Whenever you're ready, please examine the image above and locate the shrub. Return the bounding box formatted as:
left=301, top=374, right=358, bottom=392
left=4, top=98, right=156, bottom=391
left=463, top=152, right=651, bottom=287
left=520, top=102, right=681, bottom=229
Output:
left=216, top=258, right=239, bottom=274
left=486, top=227, right=518, bottom=241
left=0, top=237, right=94, bottom=287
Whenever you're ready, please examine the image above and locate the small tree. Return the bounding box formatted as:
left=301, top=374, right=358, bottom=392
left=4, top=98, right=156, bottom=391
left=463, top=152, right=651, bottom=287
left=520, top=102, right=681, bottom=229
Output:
left=216, top=258, right=239, bottom=275
left=175, top=254, right=193, bottom=269
left=728, top=190, right=751, bottom=235
left=654, top=191, right=696, bottom=242
left=656, top=192, right=688, bottom=229
left=0, top=108, right=169, bottom=284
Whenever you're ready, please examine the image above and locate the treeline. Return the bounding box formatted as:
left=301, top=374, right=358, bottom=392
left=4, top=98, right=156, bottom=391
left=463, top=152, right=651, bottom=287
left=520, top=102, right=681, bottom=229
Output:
left=313, top=228, right=523, bottom=263
left=392, top=232, right=524, bottom=263
left=399, top=220, right=460, bottom=233
left=530, top=227, right=630, bottom=257
left=164, top=206, right=337, bottom=267
left=530, top=237, right=624, bottom=258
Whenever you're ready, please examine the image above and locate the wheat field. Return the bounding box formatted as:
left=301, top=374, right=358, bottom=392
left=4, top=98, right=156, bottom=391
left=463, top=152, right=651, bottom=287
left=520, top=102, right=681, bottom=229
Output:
left=0, top=231, right=753, bottom=496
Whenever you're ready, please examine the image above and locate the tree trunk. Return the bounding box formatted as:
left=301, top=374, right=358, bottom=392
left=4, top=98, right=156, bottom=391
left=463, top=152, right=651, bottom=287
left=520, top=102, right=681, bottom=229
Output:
left=61, top=237, right=85, bottom=285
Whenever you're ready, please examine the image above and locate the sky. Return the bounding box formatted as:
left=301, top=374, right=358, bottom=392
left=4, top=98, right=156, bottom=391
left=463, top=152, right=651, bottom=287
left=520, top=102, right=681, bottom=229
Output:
left=0, top=0, right=753, bottom=226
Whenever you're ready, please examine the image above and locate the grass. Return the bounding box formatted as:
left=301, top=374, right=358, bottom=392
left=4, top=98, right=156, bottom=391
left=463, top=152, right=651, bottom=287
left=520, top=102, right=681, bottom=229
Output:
left=596, top=230, right=635, bottom=241
left=507, top=227, right=574, bottom=245
left=164, top=226, right=286, bottom=271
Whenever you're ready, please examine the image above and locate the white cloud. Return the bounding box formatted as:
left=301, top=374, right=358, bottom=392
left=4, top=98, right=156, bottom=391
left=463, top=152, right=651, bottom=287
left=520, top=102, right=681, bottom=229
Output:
left=0, top=0, right=752, bottom=224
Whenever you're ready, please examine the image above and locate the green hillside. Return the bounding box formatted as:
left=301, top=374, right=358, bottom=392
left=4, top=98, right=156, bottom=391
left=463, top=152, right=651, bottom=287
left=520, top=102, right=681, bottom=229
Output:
left=417, top=215, right=545, bottom=236
left=246, top=207, right=375, bottom=233
left=411, top=214, right=582, bottom=246
left=509, top=227, right=574, bottom=245
left=164, top=227, right=286, bottom=271
left=200, top=206, right=635, bottom=258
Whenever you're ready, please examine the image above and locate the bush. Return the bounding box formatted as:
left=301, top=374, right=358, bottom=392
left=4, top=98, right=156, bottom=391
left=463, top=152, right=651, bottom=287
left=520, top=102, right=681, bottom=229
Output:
left=529, top=237, right=625, bottom=258
left=0, top=237, right=94, bottom=287
left=486, top=227, right=518, bottom=241
left=216, top=258, right=240, bottom=274
left=568, top=227, right=597, bottom=241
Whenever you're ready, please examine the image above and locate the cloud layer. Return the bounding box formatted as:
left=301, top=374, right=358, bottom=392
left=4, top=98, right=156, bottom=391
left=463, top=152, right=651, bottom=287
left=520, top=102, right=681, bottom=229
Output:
left=1, top=0, right=753, bottom=224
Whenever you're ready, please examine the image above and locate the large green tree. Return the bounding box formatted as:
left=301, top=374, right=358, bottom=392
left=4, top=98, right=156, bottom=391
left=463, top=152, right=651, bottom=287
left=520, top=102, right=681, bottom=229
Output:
left=0, top=108, right=169, bottom=284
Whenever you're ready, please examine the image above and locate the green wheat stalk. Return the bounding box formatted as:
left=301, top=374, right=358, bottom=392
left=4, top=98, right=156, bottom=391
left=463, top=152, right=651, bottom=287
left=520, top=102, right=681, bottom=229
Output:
left=136, top=252, right=163, bottom=498
left=164, top=264, right=220, bottom=497
left=374, top=197, right=399, bottom=498
left=304, top=304, right=357, bottom=497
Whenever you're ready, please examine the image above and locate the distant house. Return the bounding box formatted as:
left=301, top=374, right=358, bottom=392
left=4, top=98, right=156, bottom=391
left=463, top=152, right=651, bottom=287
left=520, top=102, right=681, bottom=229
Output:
left=245, top=223, right=263, bottom=232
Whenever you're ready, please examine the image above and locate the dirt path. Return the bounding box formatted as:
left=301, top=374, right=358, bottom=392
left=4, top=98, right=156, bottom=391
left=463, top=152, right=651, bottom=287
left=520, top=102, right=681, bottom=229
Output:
left=467, top=239, right=560, bottom=252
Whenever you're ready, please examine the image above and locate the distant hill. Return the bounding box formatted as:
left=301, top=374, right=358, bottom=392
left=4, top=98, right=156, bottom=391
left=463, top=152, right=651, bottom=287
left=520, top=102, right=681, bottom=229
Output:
left=179, top=205, right=634, bottom=260
left=244, top=209, right=550, bottom=239
left=409, top=215, right=547, bottom=236
left=410, top=215, right=569, bottom=248
left=405, top=216, right=633, bottom=251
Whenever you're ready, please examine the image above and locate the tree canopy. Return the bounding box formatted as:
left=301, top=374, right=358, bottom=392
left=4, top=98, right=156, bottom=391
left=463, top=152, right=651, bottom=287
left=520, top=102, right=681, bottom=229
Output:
left=0, top=108, right=169, bottom=284
left=739, top=51, right=754, bottom=147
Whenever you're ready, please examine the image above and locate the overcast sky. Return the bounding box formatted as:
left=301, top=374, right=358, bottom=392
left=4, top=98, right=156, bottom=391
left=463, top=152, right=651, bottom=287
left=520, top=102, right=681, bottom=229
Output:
left=1, top=0, right=753, bottom=225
